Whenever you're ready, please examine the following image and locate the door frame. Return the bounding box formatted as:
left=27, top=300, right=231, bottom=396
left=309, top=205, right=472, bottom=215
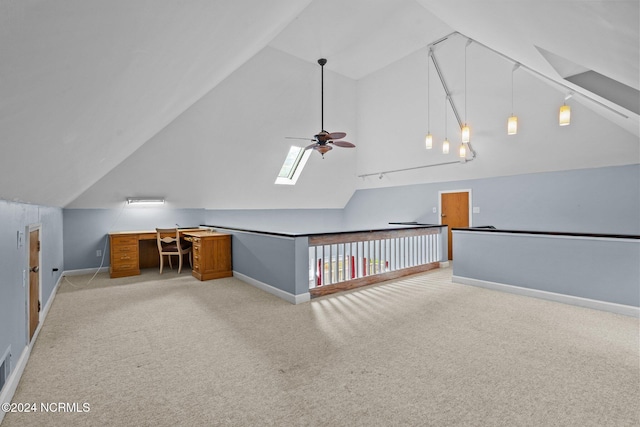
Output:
left=26, top=223, right=42, bottom=342
left=438, top=189, right=473, bottom=227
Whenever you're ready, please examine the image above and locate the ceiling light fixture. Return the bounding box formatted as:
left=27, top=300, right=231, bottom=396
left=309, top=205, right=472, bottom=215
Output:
left=443, top=96, right=450, bottom=154
left=508, top=63, right=520, bottom=135
left=559, top=93, right=572, bottom=126
left=126, top=197, right=165, bottom=205
left=461, top=39, right=471, bottom=143
left=425, top=49, right=433, bottom=149
left=285, top=59, right=355, bottom=158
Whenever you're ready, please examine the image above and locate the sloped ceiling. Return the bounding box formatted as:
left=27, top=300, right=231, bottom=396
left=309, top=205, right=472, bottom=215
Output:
left=0, top=0, right=313, bottom=207
left=68, top=47, right=359, bottom=209
left=1, top=0, right=638, bottom=208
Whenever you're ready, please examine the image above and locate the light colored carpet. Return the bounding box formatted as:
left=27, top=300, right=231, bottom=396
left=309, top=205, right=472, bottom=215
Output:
left=3, top=267, right=639, bottom=426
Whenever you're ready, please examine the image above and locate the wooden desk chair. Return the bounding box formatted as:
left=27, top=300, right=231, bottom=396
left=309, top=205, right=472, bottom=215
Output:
left=156, top=228, right=192, bottom=274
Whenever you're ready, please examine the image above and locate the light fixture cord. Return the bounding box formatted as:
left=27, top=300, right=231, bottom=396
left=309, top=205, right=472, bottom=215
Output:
left=511, top=66, right=514, bottom=115
left=464, top=41, right=467, bottom=125
left=427, top=49, right=431, bottom=131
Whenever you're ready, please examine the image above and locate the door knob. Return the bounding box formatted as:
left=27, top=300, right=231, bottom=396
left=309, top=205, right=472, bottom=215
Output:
left=30, top=266, right=39, bottom=273
left=441, top=214, right=446, bottom=217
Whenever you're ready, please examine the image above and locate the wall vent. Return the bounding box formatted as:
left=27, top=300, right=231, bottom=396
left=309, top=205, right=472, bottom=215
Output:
left=0, top=346, right=10, bottom=392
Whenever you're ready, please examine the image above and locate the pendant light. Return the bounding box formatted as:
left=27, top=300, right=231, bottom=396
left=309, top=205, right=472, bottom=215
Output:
left=425, top=49, right=433, bottom=149
left=458, top=143, right=466, bottom=158
left=425, top=132, right=433, bottom=150
left=442, top=96, right=450, bottom=154
left=461, top=39, right=471, bottom=143
left=507, top=63, right=520, bottom=135
left=559, top=93, right=572, bottom=126
left=461, top=125, right=470, bottom=143
left=507, top=116, right=518, bottom=135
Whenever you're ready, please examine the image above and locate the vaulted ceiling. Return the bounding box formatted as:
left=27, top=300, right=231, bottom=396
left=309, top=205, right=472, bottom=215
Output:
left=1, top=0, right=637, bottom=208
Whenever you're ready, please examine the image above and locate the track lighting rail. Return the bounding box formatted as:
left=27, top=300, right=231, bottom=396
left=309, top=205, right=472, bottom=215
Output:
left=433, top=32, right=629, bottom=119
left=358, top=160, right=464, bottom=179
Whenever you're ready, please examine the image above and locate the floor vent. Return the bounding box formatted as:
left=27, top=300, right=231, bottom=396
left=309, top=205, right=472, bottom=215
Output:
left=0, top=347, right=10, bottom=392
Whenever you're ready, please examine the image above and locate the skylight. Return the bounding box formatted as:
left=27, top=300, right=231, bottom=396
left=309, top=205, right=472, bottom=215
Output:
left=275, top=146, right=311, bottom=185
left=536, top=46, right=639, bottom=115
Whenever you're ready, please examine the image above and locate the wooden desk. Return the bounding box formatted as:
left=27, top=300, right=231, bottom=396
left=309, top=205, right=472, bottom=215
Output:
left=182, top=231, right=232, bottom=281
left=108, top=229, right=202, bottom=278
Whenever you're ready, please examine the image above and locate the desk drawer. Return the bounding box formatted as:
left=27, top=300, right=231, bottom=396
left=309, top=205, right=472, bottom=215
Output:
left=111, top=261, right=138, bottom=272
left=191, top=246, right=200, bottom=271
left=112, top=244, right=138, bottom=254
left=112, top=252, right=138, bottom=263
left=112, top=252, right=138, bottom=265
left=111, top=235, right=138, bottom=245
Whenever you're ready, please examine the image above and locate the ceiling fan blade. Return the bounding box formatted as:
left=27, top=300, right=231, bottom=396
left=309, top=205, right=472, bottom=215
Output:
left=304, top=143, right=319, bottom=150
left=328, top=132, right=346, bottom=140
left=331, top=140, right=355, bottom=148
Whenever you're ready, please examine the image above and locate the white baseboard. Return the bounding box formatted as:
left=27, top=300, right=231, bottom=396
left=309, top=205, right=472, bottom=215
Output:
left=452, top=275, right=639, bottom=318
left=0, top=272, right=64, bottom=424
left=439, top=261, right=450, bottom=268
left=40, top=273, right=61, bottom=322
left=233, top=271, right=310, bottom=305
left=0, top=345, right=29, bottom=425
left=63, top=267, right=109, bottom=276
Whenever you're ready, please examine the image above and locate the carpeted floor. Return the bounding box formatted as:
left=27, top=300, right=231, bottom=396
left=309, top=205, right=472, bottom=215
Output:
left=3, top=267, right=639, bottom=426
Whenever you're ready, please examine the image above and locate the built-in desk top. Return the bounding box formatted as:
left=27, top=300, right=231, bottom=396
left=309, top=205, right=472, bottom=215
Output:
left=108, top=228, right=203, bottom=240
left=182, top=231, right=230, bottom=238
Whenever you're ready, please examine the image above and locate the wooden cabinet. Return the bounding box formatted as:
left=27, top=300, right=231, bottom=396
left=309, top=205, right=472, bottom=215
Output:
left=186, top=232, right=232, bottom=281
left=109, top=234, right=140, bottom=278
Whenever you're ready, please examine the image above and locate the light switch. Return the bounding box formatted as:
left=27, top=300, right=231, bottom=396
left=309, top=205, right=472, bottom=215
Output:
left=473, top=207, right=480, bottom=214
left=17, top=231, right=24, bottom=248
left=432, top=207, right=437, bottom=213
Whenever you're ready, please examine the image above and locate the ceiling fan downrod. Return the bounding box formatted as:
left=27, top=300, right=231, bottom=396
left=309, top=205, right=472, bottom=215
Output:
left=318, top=58, right=327, bottom=132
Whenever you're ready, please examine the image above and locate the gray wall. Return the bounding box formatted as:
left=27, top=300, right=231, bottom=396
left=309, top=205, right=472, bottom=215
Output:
left=452, top=230, right=640, bottom=307
left=62, top=207, right=206, bottom=270
left=0, top=200, right=63, bottom=390
left=218, top=228, right=299, bottom=295
left=204, top=209, right=345, bottom=234
left=343, top=164, right=640, bottom=235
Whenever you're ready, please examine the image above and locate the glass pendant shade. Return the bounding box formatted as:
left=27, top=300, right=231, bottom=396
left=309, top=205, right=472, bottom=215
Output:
left=507, top=115, right=518, bottom=135
left=425, top=133, right=433, bottom=149
left=461, top=125, right=470, bottom=143
left=559, top=104, right=571, bottom=126
left=442, top=139, right=450, bottom=154
left=459, top=143, right=466, bottom=158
